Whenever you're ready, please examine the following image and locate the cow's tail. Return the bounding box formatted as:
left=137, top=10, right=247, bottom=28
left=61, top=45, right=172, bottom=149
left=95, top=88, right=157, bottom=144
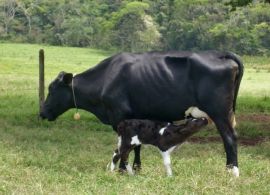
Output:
left=224, top=52, right=244, bottom=112
left=224, top=52, right=244, bottom=128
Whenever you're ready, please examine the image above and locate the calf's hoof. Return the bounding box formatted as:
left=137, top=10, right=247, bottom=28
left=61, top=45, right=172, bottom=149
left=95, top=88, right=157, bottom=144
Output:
left=106, top=162, right=117, bottom=172
left=118, top=167, right=134, bottom=175
left=133, top=163, right=141, bottom=172
left=118, top=168, right=127, bottom=174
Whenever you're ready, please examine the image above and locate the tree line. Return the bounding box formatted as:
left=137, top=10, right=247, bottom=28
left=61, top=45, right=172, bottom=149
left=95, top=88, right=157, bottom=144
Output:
left=0, top=0, right=270, bottom=55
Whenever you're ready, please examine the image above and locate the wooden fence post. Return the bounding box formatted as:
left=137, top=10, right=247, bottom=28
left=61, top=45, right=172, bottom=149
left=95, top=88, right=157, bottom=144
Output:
left=39, top=49, right=45, bottom=113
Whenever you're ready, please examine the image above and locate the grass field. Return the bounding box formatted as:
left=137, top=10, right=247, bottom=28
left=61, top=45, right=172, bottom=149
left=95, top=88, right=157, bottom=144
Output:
left=0, top=43, right=270, bottom=194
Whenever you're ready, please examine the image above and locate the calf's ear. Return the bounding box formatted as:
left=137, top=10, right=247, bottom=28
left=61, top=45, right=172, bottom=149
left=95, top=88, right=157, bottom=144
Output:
left=58, top=71, right=73, bottom=85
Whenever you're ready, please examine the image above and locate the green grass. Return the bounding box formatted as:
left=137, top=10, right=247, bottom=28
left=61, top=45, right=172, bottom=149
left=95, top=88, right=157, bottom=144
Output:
left=0, top=43, right=270, bottom=194
left=239, top=68, right=270, bottom=97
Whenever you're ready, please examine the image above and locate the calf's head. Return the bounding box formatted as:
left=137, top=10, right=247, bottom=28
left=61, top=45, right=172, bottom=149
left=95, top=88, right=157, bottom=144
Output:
left=180, top=118, right=208, bottom=134
left=40, top=72, right=73, bottom=121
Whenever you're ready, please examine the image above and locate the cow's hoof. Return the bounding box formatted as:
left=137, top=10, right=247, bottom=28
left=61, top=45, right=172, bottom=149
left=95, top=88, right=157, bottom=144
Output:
left=227, top=165, right=240, bottom=177
left=133, top=163, right=141, bottom=172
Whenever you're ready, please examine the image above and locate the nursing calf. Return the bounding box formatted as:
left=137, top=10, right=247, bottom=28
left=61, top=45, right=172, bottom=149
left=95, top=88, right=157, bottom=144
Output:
left=109, top=118, right=208, bottom=176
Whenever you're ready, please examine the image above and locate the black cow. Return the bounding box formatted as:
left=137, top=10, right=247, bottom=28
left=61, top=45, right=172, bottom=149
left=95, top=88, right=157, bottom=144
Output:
left=40, top=51, right=244, bottom=177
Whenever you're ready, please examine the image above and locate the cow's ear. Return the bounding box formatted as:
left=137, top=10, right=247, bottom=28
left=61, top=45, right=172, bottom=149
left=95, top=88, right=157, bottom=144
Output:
left=62, top=73, right=73, bottom=85
left=58, top=72, right=73, bottom=85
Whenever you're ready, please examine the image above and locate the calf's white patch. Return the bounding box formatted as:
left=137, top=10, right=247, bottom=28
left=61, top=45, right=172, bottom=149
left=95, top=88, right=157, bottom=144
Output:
left=159, top=123, right=170, bottom=135
left=131, top=135, right=141, bottom=145
left=160, top=146, right=176, bottom=176
left=159, top=127, right=167, bottom=135
left=126, top=164, right=134, bottom=175
left=110, top=162, right=116, bottom=171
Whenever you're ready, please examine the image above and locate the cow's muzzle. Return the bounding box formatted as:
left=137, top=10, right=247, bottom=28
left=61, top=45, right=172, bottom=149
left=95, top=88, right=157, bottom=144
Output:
left=39, top=112, right=47, bottom=120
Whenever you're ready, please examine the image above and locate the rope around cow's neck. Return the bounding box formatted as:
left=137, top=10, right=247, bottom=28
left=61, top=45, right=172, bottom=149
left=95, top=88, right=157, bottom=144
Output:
left=71, top=76, right=80, bottom=120
left=71, top=78, right=78, bottom=111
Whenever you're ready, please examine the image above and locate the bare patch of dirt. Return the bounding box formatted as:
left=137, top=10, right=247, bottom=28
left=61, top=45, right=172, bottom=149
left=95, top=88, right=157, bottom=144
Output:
left=189, top=136, right=268, bottom=146
left=237, top=114, right=270, bottom=123
left=188, top=113, right=270, bottom=146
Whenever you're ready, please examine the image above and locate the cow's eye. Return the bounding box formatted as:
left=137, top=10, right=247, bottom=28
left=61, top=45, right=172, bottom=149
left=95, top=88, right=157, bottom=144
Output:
left=49, top=84, right=56, bottom=92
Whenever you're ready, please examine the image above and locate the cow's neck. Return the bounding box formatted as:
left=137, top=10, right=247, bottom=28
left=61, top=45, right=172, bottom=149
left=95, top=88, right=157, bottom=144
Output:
left=71, top=74, right=110, bottom=124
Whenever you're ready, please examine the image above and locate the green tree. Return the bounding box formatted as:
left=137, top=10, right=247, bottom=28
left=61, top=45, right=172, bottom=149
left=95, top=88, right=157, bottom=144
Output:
left=165, top=0, right=229, bottom=50
left=109, top=1, right=161, bottom=51
left=0, top=0, right=17, bottom=36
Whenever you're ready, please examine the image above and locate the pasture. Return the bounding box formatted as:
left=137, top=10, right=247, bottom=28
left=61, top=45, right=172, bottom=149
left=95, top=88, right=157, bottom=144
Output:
left=0, top=43, right=269, bottom=194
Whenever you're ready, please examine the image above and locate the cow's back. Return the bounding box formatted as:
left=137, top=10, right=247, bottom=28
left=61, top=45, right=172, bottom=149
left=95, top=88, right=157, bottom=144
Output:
left=90, top=51, right=240, bottom=125
left=111, top=51, right=237, bottom=121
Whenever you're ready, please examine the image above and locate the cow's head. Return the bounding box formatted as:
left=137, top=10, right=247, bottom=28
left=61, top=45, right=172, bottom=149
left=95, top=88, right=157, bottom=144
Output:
left=40, top=71, right=73, bottom=121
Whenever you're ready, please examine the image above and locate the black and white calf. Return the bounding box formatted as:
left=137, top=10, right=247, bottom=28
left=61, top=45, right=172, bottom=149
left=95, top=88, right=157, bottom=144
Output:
left=109, top=118, right=208, bottom=176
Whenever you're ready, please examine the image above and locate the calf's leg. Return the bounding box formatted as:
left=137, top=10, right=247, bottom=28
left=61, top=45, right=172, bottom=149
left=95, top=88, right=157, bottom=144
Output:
left=109, top=136, right=128, bottom=171
left=110, top=148, right=133, bottom=175
left=120, top=148, right=133, bottom=175
left=160, top=147, right=176, bottom=176
left=133, top=145, right=141, bottom=171
left=110, top=149, right=120, bottom=171
left=115, top=135, right=129, bottom=171
left=118, top=159, right=126, bottom=171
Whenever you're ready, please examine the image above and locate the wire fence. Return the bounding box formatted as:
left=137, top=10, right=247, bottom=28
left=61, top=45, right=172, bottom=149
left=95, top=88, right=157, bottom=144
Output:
left=0, top=87, right=38, bottom=92
left=0, top=85, right=42, bottom=93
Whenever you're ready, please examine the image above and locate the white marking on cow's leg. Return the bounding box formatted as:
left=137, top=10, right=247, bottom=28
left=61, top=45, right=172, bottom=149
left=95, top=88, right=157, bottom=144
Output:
left=233, top=166, right=240, bottom=177
left=227, top=166, right=240, bottom=177
left=160, top=147, right=176, bottom=177
left=131, top=135, right=141, bottom=145
left=125, top=164, right=134, bottom=175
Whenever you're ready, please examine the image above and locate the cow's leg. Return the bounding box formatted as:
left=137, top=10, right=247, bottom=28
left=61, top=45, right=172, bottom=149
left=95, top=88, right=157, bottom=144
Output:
left=213, top=118, right=239, bottom=177
left=133, top=145, right=141, bottom=171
